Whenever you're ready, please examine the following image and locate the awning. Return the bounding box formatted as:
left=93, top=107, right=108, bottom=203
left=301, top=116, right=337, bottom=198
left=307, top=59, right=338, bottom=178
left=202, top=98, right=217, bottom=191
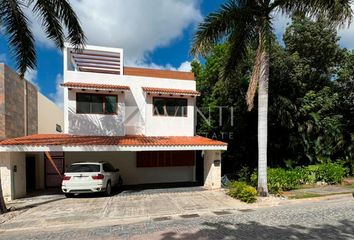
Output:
left=61, top=82, right=130, bottom=92
left=142, top=87, right=200, bottom=96
left=0, top=134, right=227, bottom=152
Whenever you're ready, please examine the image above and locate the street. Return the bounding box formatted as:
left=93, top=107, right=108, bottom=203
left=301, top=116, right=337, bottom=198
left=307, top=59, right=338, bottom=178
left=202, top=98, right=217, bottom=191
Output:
left=0, top=194, right=353, bottom=240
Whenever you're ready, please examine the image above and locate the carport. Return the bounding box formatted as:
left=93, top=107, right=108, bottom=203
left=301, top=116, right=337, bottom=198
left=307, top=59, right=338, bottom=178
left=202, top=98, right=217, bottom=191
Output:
left=0, top=134, right=227, bottom=200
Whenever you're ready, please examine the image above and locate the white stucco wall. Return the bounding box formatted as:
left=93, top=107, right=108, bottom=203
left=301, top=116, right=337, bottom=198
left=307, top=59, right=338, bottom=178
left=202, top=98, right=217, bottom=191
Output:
left=63, top=46, right=196, bottom=137
left=67, top=90, right=125, bottom=136
left=0, top=152, right=26, bottom=200
left=203, top=150, right=221, bottom=189
left=145, top=94, right=196, bottom=136
left=64, top=152, right=195, bottom=185
left=38, top=93, right=64, bottom=134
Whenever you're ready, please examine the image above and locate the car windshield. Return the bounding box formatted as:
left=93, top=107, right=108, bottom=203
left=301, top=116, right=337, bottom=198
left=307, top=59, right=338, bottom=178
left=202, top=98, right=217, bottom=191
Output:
left=66, top=164, right=100, bottom=173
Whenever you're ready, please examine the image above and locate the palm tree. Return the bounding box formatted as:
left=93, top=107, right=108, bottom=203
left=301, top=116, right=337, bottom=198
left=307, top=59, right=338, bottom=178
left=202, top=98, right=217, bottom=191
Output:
left=191, top=0, right=352, bottom=196
left=0, top=0, right=86, bottom=77
left=0, top=0, right=85, bottom=214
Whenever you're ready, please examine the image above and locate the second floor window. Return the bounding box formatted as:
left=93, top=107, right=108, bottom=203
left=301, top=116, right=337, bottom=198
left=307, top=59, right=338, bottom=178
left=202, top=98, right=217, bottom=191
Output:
left=77, top=93, right=117, bottom=114
left=153, top=97, right=188, bottom=117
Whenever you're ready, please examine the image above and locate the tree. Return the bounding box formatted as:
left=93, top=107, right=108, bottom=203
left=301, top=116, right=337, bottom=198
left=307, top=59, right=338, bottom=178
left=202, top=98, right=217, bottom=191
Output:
left=191, top=0, right=352, bottom=195
left=0, top=0, right=86, bottom=77
left=0, top=0, right=85, bottom=214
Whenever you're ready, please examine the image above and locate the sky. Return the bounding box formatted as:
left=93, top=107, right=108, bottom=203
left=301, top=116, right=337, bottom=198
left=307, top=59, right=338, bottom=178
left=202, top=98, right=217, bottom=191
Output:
left=0, top=0, right=353, bottom=108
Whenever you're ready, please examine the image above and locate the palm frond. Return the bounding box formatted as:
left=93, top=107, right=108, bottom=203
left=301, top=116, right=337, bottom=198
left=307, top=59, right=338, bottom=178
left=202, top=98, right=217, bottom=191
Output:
left=52, top=0, right=86, bottom=49
left=30, top=0, right=64, bottom=48
left=191, top=0, right=257, bottom=57
left=1, top=0, right=36, bottom=77
left=274, top=0, right=353, bottom=26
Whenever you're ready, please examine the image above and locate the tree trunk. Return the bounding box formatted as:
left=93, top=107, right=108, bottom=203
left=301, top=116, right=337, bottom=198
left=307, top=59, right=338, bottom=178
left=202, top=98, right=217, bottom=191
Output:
left=0, top=175, right=8, bottom=214
left=257, top=50, right=269, bottom=196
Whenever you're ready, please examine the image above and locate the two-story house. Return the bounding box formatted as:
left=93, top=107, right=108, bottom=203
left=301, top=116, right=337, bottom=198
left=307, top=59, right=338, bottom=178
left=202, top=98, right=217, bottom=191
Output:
left=0, top=44, right=227, bottom=199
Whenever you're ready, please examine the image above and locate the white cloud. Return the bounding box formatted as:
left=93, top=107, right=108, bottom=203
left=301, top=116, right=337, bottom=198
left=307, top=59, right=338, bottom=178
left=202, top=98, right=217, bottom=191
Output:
left=272, top=5, right=354, bottom=49
left=24, top=68, right=40, bottom=89
left=133, top=60, right=192, bottom=72
left=272, top=11, right=291, bottom=44
left=177, top=61, right=192, bottom=72
left=337, top=4, right=354, bottom=49
left=29, top=0, right=202, bottom=63
left=48, top=74, right=64, bottom=109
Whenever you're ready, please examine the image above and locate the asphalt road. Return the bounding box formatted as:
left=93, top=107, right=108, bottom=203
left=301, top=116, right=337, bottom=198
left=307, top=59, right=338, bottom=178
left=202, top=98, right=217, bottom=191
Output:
left=0, top=195, right=353, bottom=240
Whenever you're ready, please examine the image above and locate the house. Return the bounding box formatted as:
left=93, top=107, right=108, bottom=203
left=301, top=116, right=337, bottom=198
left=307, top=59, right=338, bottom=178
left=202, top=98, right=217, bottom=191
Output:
left=0, top=63, right=64, bottom=200
left=0, top=44, right=227, bottom=200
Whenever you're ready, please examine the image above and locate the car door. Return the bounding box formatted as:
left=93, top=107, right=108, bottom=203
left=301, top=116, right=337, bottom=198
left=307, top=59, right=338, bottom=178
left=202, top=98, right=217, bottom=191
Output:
left=107, top=163, right=119, bottom=185
left=102, top=163, right=113, bottom=184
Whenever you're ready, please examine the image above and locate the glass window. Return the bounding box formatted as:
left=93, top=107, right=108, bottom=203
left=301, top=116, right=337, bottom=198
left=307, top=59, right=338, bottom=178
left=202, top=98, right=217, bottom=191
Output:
left=76, top=93, right=117, bottom=114
left=77, top=94, right=91, bottom=113
left=66, top=164, right=100, bottom=172
left=103, top=163, right=116, bottom=172
left=105, top=96, right=117, bottom=114
left=91, top=95, right=104, bottom=114
left=153, top=97, right=187, bottom=117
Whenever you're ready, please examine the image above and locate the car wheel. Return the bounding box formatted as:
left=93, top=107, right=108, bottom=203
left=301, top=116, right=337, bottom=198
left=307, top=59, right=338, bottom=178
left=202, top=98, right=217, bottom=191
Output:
left=105, top=181, right=112, bottom=196
left=65, top=193, right=74, bottom=198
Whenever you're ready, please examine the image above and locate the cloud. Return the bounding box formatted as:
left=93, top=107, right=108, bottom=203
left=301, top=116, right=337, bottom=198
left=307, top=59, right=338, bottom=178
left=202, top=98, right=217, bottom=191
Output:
left=48, top=74, right=64, bottom=109
left=337, top=4, right=354, bottom=49
left=177, top=61, right=192, bottom=72
left=24, top=68, right=40, bottom=89
left=272, top=6, right=354, bottom=49
left=29, top=0, right=202, bottom=63
left=133, top=60, right=192, bottom=72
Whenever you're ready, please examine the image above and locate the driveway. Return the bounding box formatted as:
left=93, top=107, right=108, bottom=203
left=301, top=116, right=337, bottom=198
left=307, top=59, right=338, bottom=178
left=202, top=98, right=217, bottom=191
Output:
left=0, top=187, right=248, bottom=232
left=0, top=193, right=353, bottom=239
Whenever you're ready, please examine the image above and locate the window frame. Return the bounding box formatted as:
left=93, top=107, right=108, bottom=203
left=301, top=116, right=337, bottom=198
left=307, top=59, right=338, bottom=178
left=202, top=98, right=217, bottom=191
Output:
left=76, top=92, right=118, bottom=115
left=152, top=97, right=188, bottom=117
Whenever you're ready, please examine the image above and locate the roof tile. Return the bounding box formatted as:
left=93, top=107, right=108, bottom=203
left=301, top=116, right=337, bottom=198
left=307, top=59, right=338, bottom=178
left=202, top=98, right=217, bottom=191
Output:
left=142, top=87, right=200, bottom=96
left=0, top=134, right=227, bottom=147
left=61, top=82, right=129, bottom=91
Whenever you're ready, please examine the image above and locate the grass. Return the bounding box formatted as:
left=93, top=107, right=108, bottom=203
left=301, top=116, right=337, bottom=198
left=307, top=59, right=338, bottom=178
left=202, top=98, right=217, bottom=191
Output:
left=288, top=191, right=353, bottom=199
left=288, top=193, right=321, bottom=199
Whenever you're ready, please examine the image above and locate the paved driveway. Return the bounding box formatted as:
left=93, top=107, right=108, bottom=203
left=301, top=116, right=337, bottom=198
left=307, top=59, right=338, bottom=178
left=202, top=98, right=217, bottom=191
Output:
left=1, top=187, right=248, bottom=232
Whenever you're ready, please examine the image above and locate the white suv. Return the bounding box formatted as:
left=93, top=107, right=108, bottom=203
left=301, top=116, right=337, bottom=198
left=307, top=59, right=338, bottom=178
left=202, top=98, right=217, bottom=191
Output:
left=62, top=162, right=122, bottom=197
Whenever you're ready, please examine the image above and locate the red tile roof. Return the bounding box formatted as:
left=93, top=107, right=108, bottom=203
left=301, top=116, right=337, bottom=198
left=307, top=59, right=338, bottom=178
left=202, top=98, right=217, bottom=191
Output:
left=142, top=87, right=200, bottom=96
left=124, top=67, right=195, bottom=80
left=0, top=134, right=227, bottom=147
left=61, top=82, right=129, bottom=91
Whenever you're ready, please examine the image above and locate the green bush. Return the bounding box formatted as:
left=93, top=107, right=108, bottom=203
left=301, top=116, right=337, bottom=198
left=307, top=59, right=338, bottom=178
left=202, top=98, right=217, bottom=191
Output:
left=227, top=181, right=257, bottom=203
left=237, top=166, right=251, bottom=183
left=314, top=162, right=348, bottom=184
left=251, top=168, right=307, bottom=194
left=249, top=163, right=349, bottom=194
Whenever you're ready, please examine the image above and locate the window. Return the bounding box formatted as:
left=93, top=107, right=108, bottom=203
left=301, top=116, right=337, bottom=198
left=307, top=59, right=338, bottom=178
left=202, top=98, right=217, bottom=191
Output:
left=103, top=163, right=116, bottom=172
left=153, top=97, right=187, bottom=117
left=66, top=164, right=100, bottom=172
left=137, top=151, right=195, bottom=168
left=77, top=93, right=117, bottom=114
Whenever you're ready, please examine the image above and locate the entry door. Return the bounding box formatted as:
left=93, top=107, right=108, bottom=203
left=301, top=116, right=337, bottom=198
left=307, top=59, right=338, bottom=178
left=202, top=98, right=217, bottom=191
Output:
left=26, top=156, right=36, bottom=192
left=45, top=152, right=65, bottom=188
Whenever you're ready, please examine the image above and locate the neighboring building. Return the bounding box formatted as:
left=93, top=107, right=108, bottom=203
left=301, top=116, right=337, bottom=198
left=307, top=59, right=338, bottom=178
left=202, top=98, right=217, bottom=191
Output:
left=0, top=45, right=227, bottom=200
left=0, top=64, right=63, bottom=200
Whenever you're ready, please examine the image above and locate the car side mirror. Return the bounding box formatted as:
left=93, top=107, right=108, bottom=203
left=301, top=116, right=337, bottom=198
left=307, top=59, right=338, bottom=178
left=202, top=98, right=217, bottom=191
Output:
left=116, top=168, right=120, bottom=172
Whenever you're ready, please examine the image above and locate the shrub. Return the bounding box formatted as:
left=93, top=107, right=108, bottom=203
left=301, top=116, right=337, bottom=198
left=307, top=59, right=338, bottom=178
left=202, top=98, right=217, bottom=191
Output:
left=251, top=168, right=306, bottom=194
left=314, top=162, right=348, bottom=184
left=237, top=166, right=251, bottom=183
left=227, top=181, right=257, bottom=203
